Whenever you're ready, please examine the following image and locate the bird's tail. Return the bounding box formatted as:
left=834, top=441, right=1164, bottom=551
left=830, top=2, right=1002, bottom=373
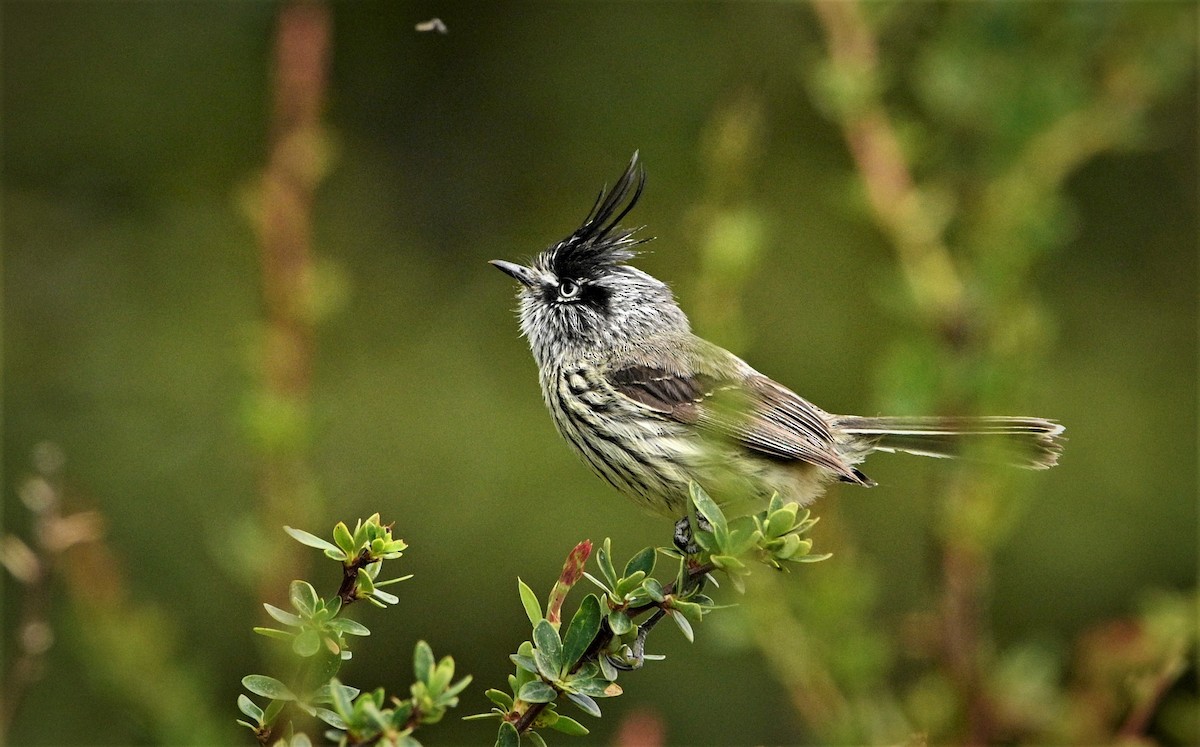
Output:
left=833, top=415, right=1064, bottom=470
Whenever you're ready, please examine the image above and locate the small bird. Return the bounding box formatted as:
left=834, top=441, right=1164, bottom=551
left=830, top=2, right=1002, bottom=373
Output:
left=492, top=153, right=1063, bottom=524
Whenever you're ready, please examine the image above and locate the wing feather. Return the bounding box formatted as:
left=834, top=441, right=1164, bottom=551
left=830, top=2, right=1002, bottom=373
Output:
left=604, top=360, right=868, bottom=483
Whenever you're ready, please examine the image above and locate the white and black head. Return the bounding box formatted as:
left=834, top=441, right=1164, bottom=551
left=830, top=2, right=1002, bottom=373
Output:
left=491, top=153, right=689, bottom=367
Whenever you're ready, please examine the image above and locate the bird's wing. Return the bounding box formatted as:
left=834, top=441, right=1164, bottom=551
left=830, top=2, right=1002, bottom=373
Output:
left=603, top=347, right=866, bottom=482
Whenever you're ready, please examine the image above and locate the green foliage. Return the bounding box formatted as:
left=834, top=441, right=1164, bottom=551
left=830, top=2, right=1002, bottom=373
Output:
left=238, top=518, right=469, bottom=746
left=468, top=484, right=828, bottom=744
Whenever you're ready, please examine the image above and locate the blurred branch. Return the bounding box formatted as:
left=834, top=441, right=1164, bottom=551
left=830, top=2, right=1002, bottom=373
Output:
left=246, top=0, right=334, bottom=605
left=0, top=444, right=101, bottom=742
left=809, top=0, right=965, bottom=325
left=809, top=3, right=996, bottom=743
left=1, top=444, right=228, bottom=744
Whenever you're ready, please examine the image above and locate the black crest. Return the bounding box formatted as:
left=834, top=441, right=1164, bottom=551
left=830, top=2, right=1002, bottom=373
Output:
left=543, top=152, right=651, bottom=281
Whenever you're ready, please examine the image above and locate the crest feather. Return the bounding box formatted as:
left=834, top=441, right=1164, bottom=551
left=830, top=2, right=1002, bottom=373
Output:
left=542, top=152, right=651, bottom=280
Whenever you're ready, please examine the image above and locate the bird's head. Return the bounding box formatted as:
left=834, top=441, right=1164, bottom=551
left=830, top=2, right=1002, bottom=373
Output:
left=491, top=152, right=689, bottom=367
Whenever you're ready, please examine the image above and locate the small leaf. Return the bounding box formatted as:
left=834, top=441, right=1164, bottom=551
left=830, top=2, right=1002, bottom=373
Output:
left=510, top=654, right=539, bottom=674
left=326, top=618, right=370, bottom=636
left=526, top=731, right=548, bottom=747
left=766, top=505, right=798, bottom=538
left=622, top=547, right=656, bottom=578
left=333, top=521, right=356, bottom=555
left=329, top=677, right=354, bottom=717
left=642, top=577, right=665, bottom=602
left=599, top=656, right=619, bottom=682
left=485, top=689, right=513, bottom=709
left=533, top=620, right=564, bottom=674
left=795, top=552, right=833, bottom=563
left=238, top=694, right=264, bottom=722
left=413, top=640, right=435, bottom=682
left=689, top=482, right=727, bottom=539
left=285, top=526, right=343, bottom=555
left=669, top=609, right=694, bottom=643
left=292, top=628, right=322, bottom=657
left=597, top=538, right=618, bottom=586
left=312, top=682, right=360, bottom=705
left=264, top=603, right=303, bottom=627
left=608, top=610, right=632, bottom=636
left=289, top=580, right=319, bottom=617
left=549, top=714, right=590, bottom=736
left=518, top=578, right=543, bottom=626
left=517, top=680, right=558, bottom=703
left=253, top=627, right=295, bottom=642
left=242, top=674, right=295, bottom=701
left=561, top=594, right=602, bottom=671
left=370, top=588, right=400, bottom=605
left=565, top=691, right=601, bottom=718
left=495, top=721, right=520, bottom=747
left=314, top=707, right=346, bottom=729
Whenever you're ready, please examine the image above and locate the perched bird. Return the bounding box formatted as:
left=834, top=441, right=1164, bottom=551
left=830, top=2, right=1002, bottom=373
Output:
left=492, top=153, right=1063, bottom=524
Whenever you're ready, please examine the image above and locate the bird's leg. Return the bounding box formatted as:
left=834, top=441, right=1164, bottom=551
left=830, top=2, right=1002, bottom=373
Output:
left=606, top=608, right=667, bottom=671
left=672, top=513, right=713, bottom=556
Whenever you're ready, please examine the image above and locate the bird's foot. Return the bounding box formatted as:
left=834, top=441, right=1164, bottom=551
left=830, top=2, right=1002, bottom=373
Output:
left=605, top=609, right=665, bottom=671
left=672, top=513, right=713, bottom=556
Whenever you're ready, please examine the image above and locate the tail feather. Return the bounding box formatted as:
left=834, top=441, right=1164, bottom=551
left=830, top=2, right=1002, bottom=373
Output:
left=833, top=416, right=1064, bottom=470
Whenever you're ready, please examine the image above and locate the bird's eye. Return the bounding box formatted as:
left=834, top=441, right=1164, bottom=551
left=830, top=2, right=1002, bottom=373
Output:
left=558, top=280, right=581, bottom=299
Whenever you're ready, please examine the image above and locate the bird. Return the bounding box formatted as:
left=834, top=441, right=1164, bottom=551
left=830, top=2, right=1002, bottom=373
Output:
left=491, top=152, right=1063, bottom=526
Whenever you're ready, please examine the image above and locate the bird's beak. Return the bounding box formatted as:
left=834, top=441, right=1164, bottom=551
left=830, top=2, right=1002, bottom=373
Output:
left=489, top=259, right=538, bottom=288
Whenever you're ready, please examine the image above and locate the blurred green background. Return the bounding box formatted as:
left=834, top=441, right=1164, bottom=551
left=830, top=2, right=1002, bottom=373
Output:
left=3, top=2, right=1196, bottom=745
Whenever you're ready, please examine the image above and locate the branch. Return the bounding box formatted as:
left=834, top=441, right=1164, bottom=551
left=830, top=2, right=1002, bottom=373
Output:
left=513, top=561, right=716, bottom=734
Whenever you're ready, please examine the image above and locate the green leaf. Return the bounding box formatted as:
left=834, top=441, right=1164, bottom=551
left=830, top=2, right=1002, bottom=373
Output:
left=561, top=595, right=602, bottom=671
left=326, top=618, right=370, bottom=637
left=495, top=721, right=519, bottom=747
left=597, top=538, right=618, bottom=587
left=333, top=521, right=356, bottom=555
left=253, top=626, right=295, bottom=642
left=413, top=640, right=435, bottom=682
left=518, top=578, right=543, bottom=626
left=549, top=714, right=590, bottom=736
left=510, top=654, right=539, bottom=674
left=766, top=505, right=798, bottom=538
left=370, top=588, right=400, bottom=605
left=314, top=707, right=346, bottom=729
left=242, top=674, right=296, bottom=701
left=622, top=547, right=656, bottom=578
left=689, top=482, right=727, bottom=540
left=328, top=678, right=355, bottom=717
left=525, top=731, right=548, bottom=747
left=599, top=656, right=619, bottom=682
left=669, top=609, right=694, bottom=643
left=285, top=526, right=343, bottom=555
left=532, top=620, right=564, bottom=676
left=292, top=628, right=322, bottom=657
left=312, top=682, right=360, bottom=705
left=795, top=552, right=833, bottom=563
left=485, top=689, right=513, bottom=709
left=565, top=691, right=601, bottom=718
left=237, top=694, right=264, bottom=722
left=642, top=577, right=665, bottom=602
left=517, top=681, right=558, bottom=703
left=289, top=580, right=319, bottom=617
left=608, top=610, right=633, bottom=636
left=264, top=603, right=303, bottom=627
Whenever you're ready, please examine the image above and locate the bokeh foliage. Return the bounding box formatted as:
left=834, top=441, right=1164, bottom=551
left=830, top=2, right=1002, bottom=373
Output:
left=3, top=2, right=1197, bottom=745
